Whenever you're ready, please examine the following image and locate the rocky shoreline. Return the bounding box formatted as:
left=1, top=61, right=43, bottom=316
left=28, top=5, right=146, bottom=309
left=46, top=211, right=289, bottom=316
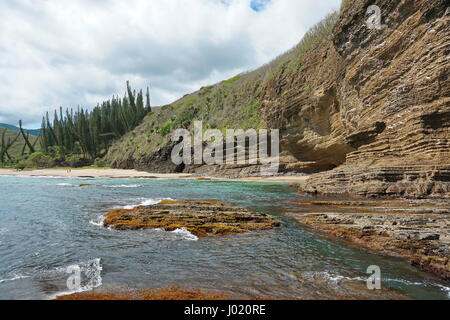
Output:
left=55, top=287, right=230, bottom=300
left=55, top=284, right=408, bottom=300
left=289, top=199, right=450, bottom=280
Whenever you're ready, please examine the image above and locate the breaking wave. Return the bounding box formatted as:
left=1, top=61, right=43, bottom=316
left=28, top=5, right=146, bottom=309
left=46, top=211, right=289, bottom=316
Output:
left=170, top=228, right=199, bottom=241
left=89, top=215, right=106, bottom=227
left=438, top=284, right=450, bottom=298
left=122, top=198, right=173, bottom=209
left=103, top=184, right=142, bottom=188
left=57, top=183, right=142, bottom=188
left=0, top=274, right=30, bottom=284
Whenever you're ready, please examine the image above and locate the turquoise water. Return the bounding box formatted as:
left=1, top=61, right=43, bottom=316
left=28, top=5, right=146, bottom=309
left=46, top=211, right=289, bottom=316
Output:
left=0, top=175, right=449, bottom=300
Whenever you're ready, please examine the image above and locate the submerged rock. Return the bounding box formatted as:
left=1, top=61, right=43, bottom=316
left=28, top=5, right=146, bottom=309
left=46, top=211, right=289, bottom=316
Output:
left=103, top=200, right=280, bottom=237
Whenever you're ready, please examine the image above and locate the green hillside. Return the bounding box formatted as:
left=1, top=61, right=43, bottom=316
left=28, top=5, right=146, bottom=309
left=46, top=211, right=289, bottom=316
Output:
left=0, top=127, right=40, bottom=162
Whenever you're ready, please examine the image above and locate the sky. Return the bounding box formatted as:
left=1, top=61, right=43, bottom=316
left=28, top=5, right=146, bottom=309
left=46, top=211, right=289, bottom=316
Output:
left=0, top=0, right=341, bottom=128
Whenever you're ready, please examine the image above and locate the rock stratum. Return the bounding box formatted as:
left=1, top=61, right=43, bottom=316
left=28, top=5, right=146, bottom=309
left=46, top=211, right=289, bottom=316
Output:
left=106, top=0, right=449, bottom=199
left=103, top=200, right=280, bottom=237
left=288, top=199, right=450, bottom=280
left=295, top=0, right=450, bottom=199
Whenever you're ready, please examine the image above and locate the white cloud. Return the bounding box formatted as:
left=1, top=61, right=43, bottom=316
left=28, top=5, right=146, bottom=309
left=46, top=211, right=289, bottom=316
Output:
left=0, top=0, right=341, bottom=127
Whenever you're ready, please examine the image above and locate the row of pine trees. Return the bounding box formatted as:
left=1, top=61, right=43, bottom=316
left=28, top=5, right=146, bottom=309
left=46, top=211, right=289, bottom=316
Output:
left=40, top=81, right=151, bottom=159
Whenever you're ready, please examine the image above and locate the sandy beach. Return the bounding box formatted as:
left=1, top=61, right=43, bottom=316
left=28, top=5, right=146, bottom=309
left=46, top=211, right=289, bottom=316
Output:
left=0, top=168, right=309, bottom=183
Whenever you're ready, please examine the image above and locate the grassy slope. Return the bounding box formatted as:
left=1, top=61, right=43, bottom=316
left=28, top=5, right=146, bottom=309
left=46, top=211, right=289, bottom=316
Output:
left=1, top=128, right=40, bottom=159
left=106, top=9, right=340, bottom=167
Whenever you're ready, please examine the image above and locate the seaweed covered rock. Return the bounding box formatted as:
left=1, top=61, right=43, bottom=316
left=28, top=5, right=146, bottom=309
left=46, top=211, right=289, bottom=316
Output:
left=288, top=199, right=450, bottom=280
left=104, top=200, right=280, bottom=237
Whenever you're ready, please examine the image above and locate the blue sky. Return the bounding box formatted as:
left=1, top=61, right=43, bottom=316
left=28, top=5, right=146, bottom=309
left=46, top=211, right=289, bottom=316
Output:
left=0, top=0, right=342, bottom=128
left=250, top=0, right=271, bottom=11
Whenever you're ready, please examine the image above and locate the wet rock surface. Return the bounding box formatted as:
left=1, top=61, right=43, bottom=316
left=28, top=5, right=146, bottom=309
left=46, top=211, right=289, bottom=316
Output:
left=290, top=199, right=450, bottom=280
left=104, top=200, right=280, bottom=237
left=55, top=282, right=407, bottom=300
left=55, top=286, right=230, bottom=300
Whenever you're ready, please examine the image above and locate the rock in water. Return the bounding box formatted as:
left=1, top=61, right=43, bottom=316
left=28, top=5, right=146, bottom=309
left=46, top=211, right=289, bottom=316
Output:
left=103, top=200, right=280, bottom=237
left=289, top=199, right=450, bottom=280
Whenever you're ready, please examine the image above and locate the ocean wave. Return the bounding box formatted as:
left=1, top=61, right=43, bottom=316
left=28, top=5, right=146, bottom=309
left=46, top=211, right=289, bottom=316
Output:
left=301, top=271, right=367, bottom=285
left=103, top=184, right=142, bottom=188
left=383, top=278, right=424, bottom=286
left=437, top=284, right=450, bottom=298
left=303, top=271, right=438, bottom=294
left=122, top=197, right=173, bottom=209
left=170, top=228, right=199, bottom=241
left=150, top=227, right=198, bottom=241
left=57, top=183, right=142, bottom=188
left=15, top=175, right=70, bottom=179
left=89, top=215, right=106, bottom=227
left=0, top=274, right=30, bottom=284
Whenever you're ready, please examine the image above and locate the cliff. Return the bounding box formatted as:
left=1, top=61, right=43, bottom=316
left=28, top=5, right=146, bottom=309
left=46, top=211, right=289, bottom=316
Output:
left=296, top=0, right=450, bottom=198
left=106, top=0, right=450, bottom=198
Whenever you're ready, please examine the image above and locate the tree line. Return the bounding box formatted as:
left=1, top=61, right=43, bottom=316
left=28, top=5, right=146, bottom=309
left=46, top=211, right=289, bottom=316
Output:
left=40, top=81, right=152, bottom=160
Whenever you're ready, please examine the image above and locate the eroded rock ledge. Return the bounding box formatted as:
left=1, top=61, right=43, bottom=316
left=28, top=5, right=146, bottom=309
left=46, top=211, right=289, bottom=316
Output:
left=104, top=200, right=280, bottom=237
left=290, top=200, right=450, bottom=280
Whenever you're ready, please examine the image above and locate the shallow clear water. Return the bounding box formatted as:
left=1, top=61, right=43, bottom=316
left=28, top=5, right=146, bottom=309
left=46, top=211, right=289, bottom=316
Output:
left=0, top=175, right=449, bottom=300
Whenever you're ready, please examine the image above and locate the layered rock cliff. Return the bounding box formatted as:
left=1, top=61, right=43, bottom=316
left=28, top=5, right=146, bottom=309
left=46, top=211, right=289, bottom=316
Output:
left=106, top=0, right=450, bottom=198
left=295, top=0, right=450, bottom=199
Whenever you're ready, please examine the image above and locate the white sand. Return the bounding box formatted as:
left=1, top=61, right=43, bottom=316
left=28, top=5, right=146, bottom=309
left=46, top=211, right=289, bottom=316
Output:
left=0, top=168, right=309, bottom=183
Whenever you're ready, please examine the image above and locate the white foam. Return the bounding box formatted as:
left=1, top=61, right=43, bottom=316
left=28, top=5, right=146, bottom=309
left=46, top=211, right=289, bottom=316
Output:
left=89, top=215, right=106, bottom=227
left=437, top=284, right=450, bottom=298
left=0, top=274, right=30, bottom=284
left=103, top=184, right=142, bottom=188
left=171, top=228, right=199, bottom=241
left=57, top=183, right=142, bottom=188
left=383, top=278, right=423, bottom=286
left=122, top=198, right=173, bottom=209
left=302, top=271, right=366, bottom=284
left=15, top=175, right=68, bottom=179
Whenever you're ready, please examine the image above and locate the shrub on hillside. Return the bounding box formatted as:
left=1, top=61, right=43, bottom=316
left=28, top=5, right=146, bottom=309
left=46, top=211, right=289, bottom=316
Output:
left=15, top=161, right=27, bottom=171
left=67, top=155, right=84, bottom=168
left=94, top=158, right=107, bottom=168
left=28, top=152, right=53, bottom=168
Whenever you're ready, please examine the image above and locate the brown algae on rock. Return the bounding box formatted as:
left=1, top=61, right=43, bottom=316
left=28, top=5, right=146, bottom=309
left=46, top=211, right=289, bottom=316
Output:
left=103, top=200, right=280, bottom=237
